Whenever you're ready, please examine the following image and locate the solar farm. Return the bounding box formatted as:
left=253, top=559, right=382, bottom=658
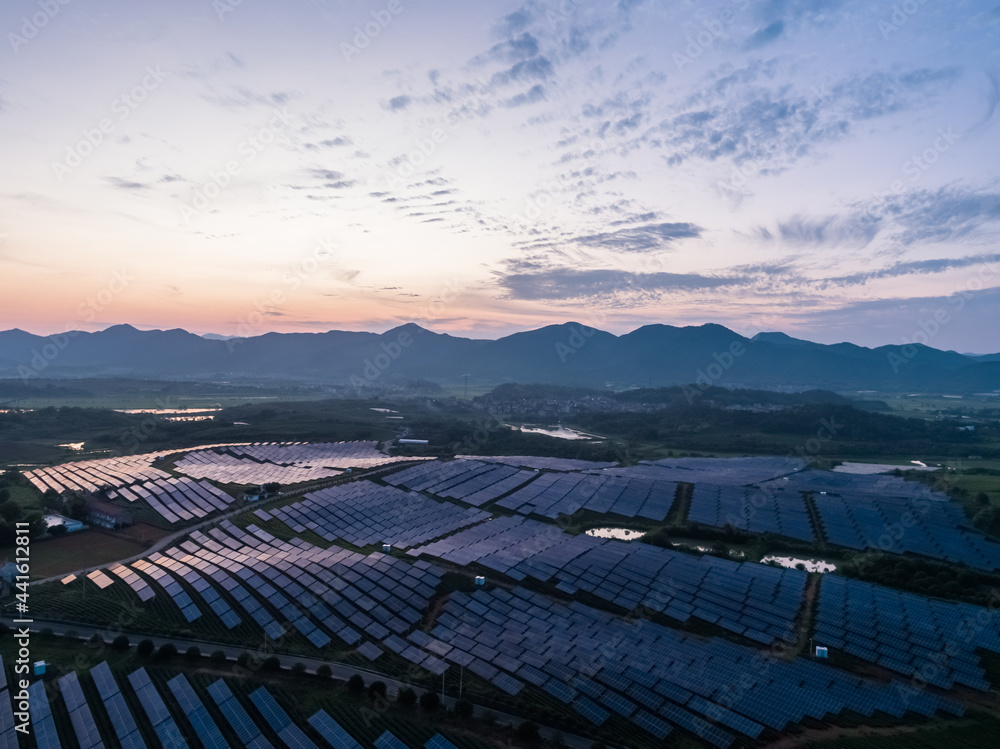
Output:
left=14, top=450, right=1000, bottom=747
left=3, top=657, right=469, bottom=749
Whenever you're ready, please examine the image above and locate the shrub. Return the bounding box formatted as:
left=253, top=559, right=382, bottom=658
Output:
left=397, top=687, right=416, bottom=707
left=262, top=656, right=281, bottom=672
left=89, top=633, right=105, bottom=647
left=516, top=720, right=540, bottom=742
left=137, top=639, right=154, bottom=657
left=347, top=674, right=365, bottom=693
left=316, top=664, right=332, bottom=679
left=111, top=635, right=129, bottom=651
left=419, top=690, right=440, bottom=712
left=156, top=643, right=177, bottom=660
left=369, top=680, right=387, bottom=700
left=454, top=698, right=473, bottom=719
left=211, top=650, right=227, bottom=664
left=237, top=652, right=251, bottom=668
left=291, top=662, right=306, bottom=677
left=185, top=646, right=201, bottom=661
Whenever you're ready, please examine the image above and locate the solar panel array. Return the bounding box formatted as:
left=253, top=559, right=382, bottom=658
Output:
left=412, top=586, right=960, bottom=746
left=375, top=730, right=410, bottom=749
left=688, top=484, right=815, bottom=542
left=108, top=563, right=156, bottom=601
left=248, top=686, right=320, bottom=749
left=122, top=476, right=233, bottom=523
left=266, top=480, right=489, bottom=548
left=91, top=661, right=147, bottom=749
left=760, top=471, right=937, bottom=500
left=308, top=710, right=363, bottom=749
left=385, top=459, right=537, bottom=506
left=0, top=657, right=18, bottom=749
left=425, top=735, right=459, bottom=749
left=493, top=471, right=679, bottom=520
left=58, top=671, right=105, bottom=749
left=25, top=454, right=170, bottom=493
left=131, top=558, right=203, bottom=623
left=632, top=456, right=807, bottom=485
left=175, top=450, right=342, bottom=485
left=207, top=680, right=274, bottom=749
left=23, top=442, right=250, bottom=494
left=813, top=492, right=1000, bottom=571
left=458, top=455, right=620, bottom=471
left=409, top=515, right=807, bottom=644
left=814, top=576, right=1000, bottom=690
left=128, top=668, right=189, bottom=749
left=100, top=520, right=443, bottom=656
left=175, top=441, right=424, bottom=485
left=167, top=674, right=229, bottom=749
left=28, top=679, right=63, bottom=749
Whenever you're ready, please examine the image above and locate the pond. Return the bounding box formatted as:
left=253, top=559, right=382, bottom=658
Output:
left=761, top=555, right=837, bottom=573
left=515, top=425, right=604, bottom=441
left=585, top=527, right=647, bottom=540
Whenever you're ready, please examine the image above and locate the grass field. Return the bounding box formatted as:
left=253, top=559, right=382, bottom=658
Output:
left=26, top=529, right=150, bottom=578
left=5, top=483, right=42, bottom=513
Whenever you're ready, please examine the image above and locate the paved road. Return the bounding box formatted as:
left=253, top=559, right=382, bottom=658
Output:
left=4, top=616, right=595, bottom=749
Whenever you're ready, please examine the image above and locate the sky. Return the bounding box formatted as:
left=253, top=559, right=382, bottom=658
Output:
left=1, top=0, right=999, bottom=352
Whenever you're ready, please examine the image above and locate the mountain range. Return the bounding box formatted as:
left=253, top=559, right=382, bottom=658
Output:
left=0, top=323, right=997, bottom=393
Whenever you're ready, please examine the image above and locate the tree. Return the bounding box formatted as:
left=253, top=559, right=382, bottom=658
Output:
left=419, top=690, right=440, bottom=712
left=347, top=674, right=365, bottom=694
left=291, top=662, right=306, bottom=677
left=262, top=656, right=280, bottom=672
left=0, top=500, right=19, bottom=521
left=49, top=524, right=68, bottom=537
left=237, top=652, right=251, bottom=668
left=977, top=492, right=991, bottom=506
left=185, top=646, right=201, bottom=661
left=157, top=643, right=177, bottom=660
left=89, top=633, right=104, bottom=647
left=137, top=639, right=155, bottom=657
left=397, top=687, right=416, bottom=707
left=211, top=650, right=227, bottom=665
left=516, top=721, right=540, bottom=742
left=316, top=664, right=332, bottom=679
left=112, top=635, right=129, bottom=651
left=369, top=681, right=387, bottom=700
left=454, top=698, right=473, bottom=719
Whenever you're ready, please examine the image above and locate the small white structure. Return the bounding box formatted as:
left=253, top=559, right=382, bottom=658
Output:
left=398, top=439, right=429, bottom=445
left=382, top=544, right=392, bottom=553
left=815, top=646, right=829, bottom=659
left=34, top=661, right=46, bottom=676
left=43, top=514, right=83, bottom=533
left=474, top=576, right=486, bottom=586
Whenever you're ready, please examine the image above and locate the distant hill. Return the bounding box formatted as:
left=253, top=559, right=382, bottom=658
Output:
left=0, top=322, right=997, bottom=393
